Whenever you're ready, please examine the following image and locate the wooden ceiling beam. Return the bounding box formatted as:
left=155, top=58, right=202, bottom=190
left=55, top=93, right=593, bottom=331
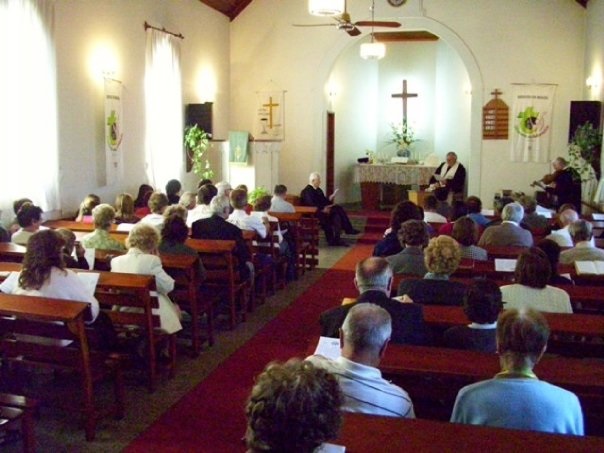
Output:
left=199, top=0, right=253, bottom=21
left=373, top=31, right=439, bottom=43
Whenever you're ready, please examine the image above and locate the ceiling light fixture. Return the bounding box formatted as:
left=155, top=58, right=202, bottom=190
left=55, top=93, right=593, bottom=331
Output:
left=360, top=1, right=385, bottom=60
left=308, top=0, right=345, bottom=17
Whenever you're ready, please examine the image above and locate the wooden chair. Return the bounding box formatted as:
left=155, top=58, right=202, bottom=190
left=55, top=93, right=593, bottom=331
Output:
left=0, top=393, right=38, bottom=453
left=93, top=272, right=176, bottom=392
left=298, top=216, right=320, bottom=271
left=161, top=253, right=214, bottom=356
left=186, top=239, right=251, bottom=330
left=269, top=211, right=303, bottom=280
left=253, top=221, right=287, bottom=291
left=0, top=294, right=125, bottom=441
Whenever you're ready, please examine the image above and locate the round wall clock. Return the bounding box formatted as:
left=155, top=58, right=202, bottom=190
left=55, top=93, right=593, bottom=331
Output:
left=388, top=0, right=408, bottom=6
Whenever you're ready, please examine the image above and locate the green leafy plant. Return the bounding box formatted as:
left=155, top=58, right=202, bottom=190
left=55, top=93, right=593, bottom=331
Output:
left=569, top=122, right=602, bottom=181
left=248, top=186, right=270, bottom=206
left=184, top=125, right=214, bottom=180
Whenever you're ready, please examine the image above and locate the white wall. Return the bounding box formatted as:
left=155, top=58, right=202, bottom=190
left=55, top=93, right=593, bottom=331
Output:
left=585, top=0, right=604, bottom=177
left=230, top=0, right=586, bottom=207
left=54, top=0, right=230, bottom=215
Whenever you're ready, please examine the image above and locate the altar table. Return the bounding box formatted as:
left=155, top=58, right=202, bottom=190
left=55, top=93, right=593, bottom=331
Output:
left=355, top=163, right=437, bottom=210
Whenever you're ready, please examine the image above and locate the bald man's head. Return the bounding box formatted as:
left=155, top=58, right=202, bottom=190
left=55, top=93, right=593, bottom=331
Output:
left=559, top=209, right=579, bottom=227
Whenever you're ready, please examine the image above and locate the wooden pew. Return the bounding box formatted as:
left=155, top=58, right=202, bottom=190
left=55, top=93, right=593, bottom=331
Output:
left=0, top=242, right=27, bottom=263
left=0, top=293, right=125, bottom=441
left=422, top=305, right=604, bottom=357
left=160, top=253, right=213, bottom=356
left=335, top=413, right=604, bottom=452
left=186, top=238, right=250, bottom=329
left=392, top=274, right=604, bottom=314
left=269, top=211, right=304, bottom=279
left=0, top=263, right=174, bottom=393
left=44, top=219, right=119, bottom=232
left=379, top=344, right=604, bottom=435
left=0, top=393, right=38, bottom=453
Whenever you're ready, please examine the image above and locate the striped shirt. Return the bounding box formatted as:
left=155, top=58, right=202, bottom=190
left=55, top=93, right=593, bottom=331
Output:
left=307, top=355, right=415, bottom=418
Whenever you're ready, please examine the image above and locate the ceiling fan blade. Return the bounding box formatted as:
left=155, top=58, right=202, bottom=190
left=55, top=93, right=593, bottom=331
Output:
left=355, top=21, right=401, bottom=28
left=347, top=27, right=362, bottom=37
left=292, top=23, right=336, bottom=27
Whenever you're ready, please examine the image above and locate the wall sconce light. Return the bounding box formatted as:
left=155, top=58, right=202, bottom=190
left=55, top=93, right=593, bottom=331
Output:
left=586, top=76, right=601, bottom=90
left=308, top=0, right=345, bottom=16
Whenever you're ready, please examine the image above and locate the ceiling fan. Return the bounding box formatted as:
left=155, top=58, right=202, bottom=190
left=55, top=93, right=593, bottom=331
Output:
left=293, top=1, right=401, bottom=37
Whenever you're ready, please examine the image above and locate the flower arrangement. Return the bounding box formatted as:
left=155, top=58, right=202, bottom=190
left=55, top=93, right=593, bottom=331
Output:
left=389, top=120, right=416, bottom=147
left=184, top=125, right=214, bottom=180
left=568, top=122, right=602, bottom=182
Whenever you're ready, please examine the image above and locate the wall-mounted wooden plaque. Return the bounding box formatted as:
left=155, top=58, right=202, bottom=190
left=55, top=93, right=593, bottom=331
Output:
left=483, top=89, right=509, bottom=140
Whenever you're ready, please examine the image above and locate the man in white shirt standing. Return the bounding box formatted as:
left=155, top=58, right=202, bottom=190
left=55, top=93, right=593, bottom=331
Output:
left=307, top=303, right=415, bottom=418
left=270, top=184, right=296, bottom=213
left=227, top=189, right=269, bottom=239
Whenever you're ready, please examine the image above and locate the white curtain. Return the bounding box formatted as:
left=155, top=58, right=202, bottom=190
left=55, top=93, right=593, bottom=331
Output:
left=0, top=0, right=59, bottom=215
left=144, top=29, right=184, bottom=191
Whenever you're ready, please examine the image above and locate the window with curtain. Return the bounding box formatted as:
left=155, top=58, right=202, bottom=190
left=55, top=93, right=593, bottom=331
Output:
left=144, top=29, right=184, bottom=191
left=0, top=0, right=59, bottom=215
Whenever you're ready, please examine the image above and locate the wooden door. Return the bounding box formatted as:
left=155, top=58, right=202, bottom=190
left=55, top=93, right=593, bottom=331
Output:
left=326, top=112, right=335, bottom=195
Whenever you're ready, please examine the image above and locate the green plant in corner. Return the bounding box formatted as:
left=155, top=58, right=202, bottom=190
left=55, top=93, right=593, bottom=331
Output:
left=184, top=125, right=214, bottom=180
left=248, top=186, right=270, bottom=206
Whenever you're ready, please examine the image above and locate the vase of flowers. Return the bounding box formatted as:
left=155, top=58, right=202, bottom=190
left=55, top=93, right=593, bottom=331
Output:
left=390, top=120, right=416, bottom=158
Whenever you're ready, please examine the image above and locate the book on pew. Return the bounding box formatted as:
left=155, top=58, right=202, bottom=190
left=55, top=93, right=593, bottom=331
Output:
left=592, top=213, right=604, bottom=221
left=314, top=336, right=341, bottom=360
left=76, top=272, right=100, bottom=297
left=83, top=247, right=95, bottom=270
left=574, top=260, right=604, bottom=275
left=494, top=259, right=517, bottom=272
left=0, top=272, right=19, bottom=293
left=316, top=443, right=345, bottom=452
left=116, top=223, right=135, bottom=232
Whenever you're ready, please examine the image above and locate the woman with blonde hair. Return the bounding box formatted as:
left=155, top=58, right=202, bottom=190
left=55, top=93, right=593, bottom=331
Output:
left=75, top=194, right=101, bottom=223
left=81, top=204, right=125, bottom=252
left=397, top=235, right=466, bottom=306
left=114, top=193, right=140, bottom=224
left=110, top=223, right=182, bottom=334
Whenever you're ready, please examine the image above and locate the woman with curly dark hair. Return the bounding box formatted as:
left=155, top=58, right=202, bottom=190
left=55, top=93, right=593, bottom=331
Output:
left=245, top=359, right=342, bottom=453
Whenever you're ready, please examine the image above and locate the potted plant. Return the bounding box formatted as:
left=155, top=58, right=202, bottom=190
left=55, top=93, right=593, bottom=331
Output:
left=389, top=120, right=417, bottom=157
left=248, top=186, right=270, bottom=206
left=184, top=125, right=214, bottom=180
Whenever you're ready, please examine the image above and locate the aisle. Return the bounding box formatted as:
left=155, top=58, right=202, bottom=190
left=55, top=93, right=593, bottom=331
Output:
left=125, top=234, right=373, bottom=452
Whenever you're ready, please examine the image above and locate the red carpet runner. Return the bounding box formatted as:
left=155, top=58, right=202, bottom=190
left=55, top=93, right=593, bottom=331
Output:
left=126, top=240, right=374, bottom=452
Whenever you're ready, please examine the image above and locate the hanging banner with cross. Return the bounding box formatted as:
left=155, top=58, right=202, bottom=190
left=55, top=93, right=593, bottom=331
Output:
left=104, top=78, right=123, bottom=186
left=256, top=90, right=284, bottom=141
left=510, top=84, right=556, bottom=163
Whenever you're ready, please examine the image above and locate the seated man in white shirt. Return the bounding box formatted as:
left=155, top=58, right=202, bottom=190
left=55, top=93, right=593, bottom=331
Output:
left=140, top=192, right=169, bottom=230
left=227, top=188, right=269, bottom=239
left=186, top=184, right=216, bottom=228
left=560, top=219, right=604, bottom=264
left=423, top=195, right=447, bottom=223
left=307, top=303, right=415, bottom=418
left=270, top=184, right=296, bottom=213
left=545, top=208, right=579, bottom=247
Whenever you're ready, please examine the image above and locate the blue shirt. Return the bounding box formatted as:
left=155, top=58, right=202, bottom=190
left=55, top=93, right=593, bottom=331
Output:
left=451, top=377, right=584, bottom=435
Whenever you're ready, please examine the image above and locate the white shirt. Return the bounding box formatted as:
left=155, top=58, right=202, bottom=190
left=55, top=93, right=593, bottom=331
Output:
left=250, top=211, right=283, bottom=243
left=110, top=248, right=182, bottom=334
left=140, top=213, right=165, bottom=230
left=424, top=211, right=447, bottom=223
left=500, top=284, right=572, bottom=314
left=13, top=267, right=100, bottom=323
left=306, top=355, right=415, bottom=418
left=227, top=209, right=267, bottom=238
left=269, top=195, right=295, bottom=213
left=186, top=204, right=213, bottom=228
left=546, top=226, right=595, bottom=248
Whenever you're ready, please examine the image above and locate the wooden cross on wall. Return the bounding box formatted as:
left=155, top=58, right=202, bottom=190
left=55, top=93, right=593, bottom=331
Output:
left=391, top=79, right=418, bottom=122
left=263, top=96, right=280, bottom=128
